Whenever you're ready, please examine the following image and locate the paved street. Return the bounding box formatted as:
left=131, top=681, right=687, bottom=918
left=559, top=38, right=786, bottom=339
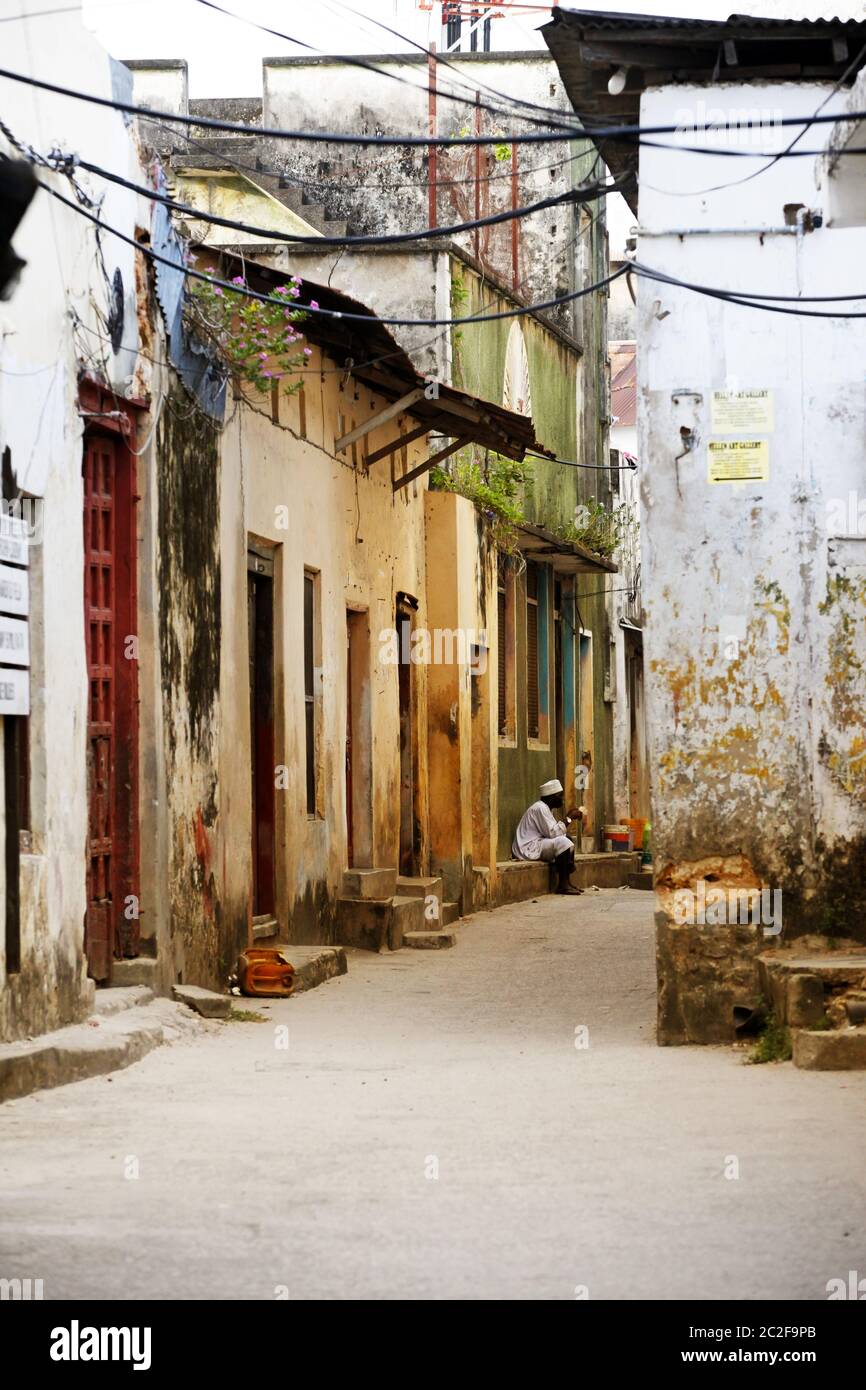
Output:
left=1, top=890, right=864, bottom=1301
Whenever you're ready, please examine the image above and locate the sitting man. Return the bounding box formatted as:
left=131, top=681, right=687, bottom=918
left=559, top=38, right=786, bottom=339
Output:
left=512, top=779, right=583, bottom=895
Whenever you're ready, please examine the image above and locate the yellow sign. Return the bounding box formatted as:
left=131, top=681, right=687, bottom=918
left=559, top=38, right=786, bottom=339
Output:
left=711, top=390, right=774, bottom=433
left=708, top=439, right=770, bottom=484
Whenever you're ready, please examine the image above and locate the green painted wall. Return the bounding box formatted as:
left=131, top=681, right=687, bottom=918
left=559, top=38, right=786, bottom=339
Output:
left=446, top=247, right=615, bottom=859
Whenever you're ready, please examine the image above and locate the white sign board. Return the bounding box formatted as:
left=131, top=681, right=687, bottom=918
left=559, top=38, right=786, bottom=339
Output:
left=0, top=532, right=28, bottom=567
left=711, top=390, right=774, bottom=433
left=0, top=564, right=29, bottom=617
left=0, top=614, right=29, bottom=667
left=0, top=666, right=29, bottom=715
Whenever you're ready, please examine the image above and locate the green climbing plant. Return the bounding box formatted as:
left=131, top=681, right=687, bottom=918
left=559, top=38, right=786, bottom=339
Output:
left=431, top=447, right=533, bottom=551
left=188, top=271, right=312, bottom=397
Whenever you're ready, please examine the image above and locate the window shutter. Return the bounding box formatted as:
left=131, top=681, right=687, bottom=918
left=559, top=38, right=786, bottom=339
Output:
left=526, top=564, right=539, bottom=740
left=497, top=583, right=507, bottom=736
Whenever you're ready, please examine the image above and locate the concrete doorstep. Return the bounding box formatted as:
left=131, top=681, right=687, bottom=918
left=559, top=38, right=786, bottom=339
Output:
left=0, top=992, right=215, bottom=1104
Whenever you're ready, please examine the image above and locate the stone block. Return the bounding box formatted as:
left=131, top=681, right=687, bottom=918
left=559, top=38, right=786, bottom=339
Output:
left=172, top=984, right=231, bottom=1019
left=786, top=973, right=825, bottom=1028
left=656, top=914, right=764, bottom=1045
left=341, top=868, right=397, bottom=900
left=494, top=860, right=551, bottom=906
left=335, top=898, right=391, bottom=952
left=389, top=896, right=425, bottom=950
left=793, top=1027, right=866, bottom=1070
left=404, top=931, right=457, bottom=949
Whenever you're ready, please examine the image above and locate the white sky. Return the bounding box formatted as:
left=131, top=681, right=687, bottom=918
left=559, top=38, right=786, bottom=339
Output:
left=56, top=0, right=866, bottom=97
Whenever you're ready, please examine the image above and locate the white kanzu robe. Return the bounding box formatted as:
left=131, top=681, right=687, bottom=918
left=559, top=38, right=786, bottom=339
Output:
left=512, top=800, right=573, bottom=862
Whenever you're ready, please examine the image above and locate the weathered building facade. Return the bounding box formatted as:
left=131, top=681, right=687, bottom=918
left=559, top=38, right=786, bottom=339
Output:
left=1, top=17, right=638, bottom=1044
left=546, top=9, right=866, bottom=1043
left=127, top=51, right=627, bottom=901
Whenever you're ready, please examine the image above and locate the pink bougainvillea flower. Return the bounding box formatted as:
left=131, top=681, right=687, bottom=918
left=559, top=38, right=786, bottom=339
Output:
left=232, top=276, right=245, bottom=286
left=303, top=348, right=313, bottom=357
left=309, top=300, right=319, bottom=311
left=213, top=286, right=223, bottom=296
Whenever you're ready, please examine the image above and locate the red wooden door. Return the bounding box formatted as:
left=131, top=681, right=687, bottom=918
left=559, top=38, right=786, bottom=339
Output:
left=82, top=415, right=140, bottom=980
left=84, top=434, right=116, bottom=981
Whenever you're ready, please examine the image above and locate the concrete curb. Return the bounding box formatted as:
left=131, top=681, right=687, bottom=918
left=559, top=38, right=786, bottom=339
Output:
left=288, top=946, right=348, bottom=992
left=0, top=998, right=212, bottom=1103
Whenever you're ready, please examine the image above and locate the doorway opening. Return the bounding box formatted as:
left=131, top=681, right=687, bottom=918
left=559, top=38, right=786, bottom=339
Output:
left=248, top=546, right=276, bottom=922
left=345, top=608, right=372, bottom=868
left=578, top=629, right=594, bottom=843
left=396, top=594, right=419, bottom=876
left=554, top=580, right=565, bottom=788
left=82, top=407, right=140, bottom=981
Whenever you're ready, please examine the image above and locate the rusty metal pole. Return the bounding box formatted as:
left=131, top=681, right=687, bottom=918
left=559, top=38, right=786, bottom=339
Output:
left=474, top=90, right=481, bottom=262
left=511, top=139, right=519, bottom=291
left=428, top=43, right=437, bottom=230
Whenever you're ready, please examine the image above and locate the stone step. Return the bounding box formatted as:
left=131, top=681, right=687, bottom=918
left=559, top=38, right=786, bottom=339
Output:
left=234, top=945, right=347, bottom=994
left=404, top=930, right=457, bottom=950
left=0, top=999, right=209, bottom=1103
left=335, top=894, right=423, bottom=952
left=396, top=875, right=444, bottom=927
left=442, top=902, right=461, bottom=926
left=758, top=950, right=866, bottom=1027
left=627, top=871, right=654, bottom=890
left=793, top=1026, right=866, bottom=1070
left=252, top=915, right=279, bottom=941
left=110, top=957, right=160, bottom=989
left=341, top=867, right=398, bottom=900
left=173, top=984, right=231, bottom=1019
left=92, top=986, right=154, bottom=1017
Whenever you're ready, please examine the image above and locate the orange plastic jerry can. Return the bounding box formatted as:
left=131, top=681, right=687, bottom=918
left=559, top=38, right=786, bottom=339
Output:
left=237, top=947, right=295, bottom=997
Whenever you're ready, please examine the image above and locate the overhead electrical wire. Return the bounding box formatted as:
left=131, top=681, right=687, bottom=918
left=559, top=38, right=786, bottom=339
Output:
left=144, top=103, right=588, bottom=193
left=74, top=155, right=625, bottom=247
left=40, top=169, right=866, bottom=322
left=191, top=0, right=590, bottom=137
left=37, top=176, right=631, bottom=325
left=3, top=63, right=866, bottom=148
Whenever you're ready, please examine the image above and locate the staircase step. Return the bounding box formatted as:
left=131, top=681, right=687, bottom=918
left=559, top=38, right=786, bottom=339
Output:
left=793, top=1026, right=866, bottom=1070
left=173, top=984, right=231, bottom=1020
left=404, top=930, right=457, bottom=950
left=342, top=867, right=397, bottom=900
left=627, top=872, right=654, bottom=890
left=335, top=894, right=423, bottom=952
left=395, top=876, right=443, bottom=925
left=92, top=986, right=154, bottom=1017
left=441, top=902, right=461, bottom=926
left=110, top=957, right=159, bottom=988
left=252, top=915, right=279, bottom=940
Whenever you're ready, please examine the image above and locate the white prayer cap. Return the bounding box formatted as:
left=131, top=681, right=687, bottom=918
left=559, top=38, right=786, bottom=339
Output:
left=539, top=778, right=563, bottom=797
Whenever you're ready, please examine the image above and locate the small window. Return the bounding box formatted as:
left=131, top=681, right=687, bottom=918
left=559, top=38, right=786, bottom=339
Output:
left=303, top=571, right=318, bottom=815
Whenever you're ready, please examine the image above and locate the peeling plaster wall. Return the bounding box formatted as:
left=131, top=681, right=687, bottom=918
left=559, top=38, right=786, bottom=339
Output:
left=0, top=23, right=154, bottom=1039
left=216, top=350, right=431, bottom=948
left=260, top=53, right=598, bottom=336
left=637, top=82, right=866, bottom=1037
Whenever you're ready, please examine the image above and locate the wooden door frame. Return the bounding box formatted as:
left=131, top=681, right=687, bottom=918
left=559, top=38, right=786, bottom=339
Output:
left=80, top=379, right=141, bottom=974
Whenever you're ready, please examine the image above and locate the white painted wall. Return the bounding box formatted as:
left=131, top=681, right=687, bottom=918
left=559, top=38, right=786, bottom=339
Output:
left=636, top=80, right=866, bottom=929
left=0, top=11, right=152, bottom=1037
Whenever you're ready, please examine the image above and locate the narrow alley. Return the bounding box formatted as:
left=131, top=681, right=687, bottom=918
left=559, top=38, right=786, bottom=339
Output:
left=3, top=891, right=863, bottom=1303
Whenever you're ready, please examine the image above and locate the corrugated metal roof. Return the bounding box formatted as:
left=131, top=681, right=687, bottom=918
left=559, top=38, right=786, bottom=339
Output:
left=544, top=10, right=866, bottom=213
left=610, top=342, right=636, bottom=428
left=557, top=9, right=863, bottom=33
